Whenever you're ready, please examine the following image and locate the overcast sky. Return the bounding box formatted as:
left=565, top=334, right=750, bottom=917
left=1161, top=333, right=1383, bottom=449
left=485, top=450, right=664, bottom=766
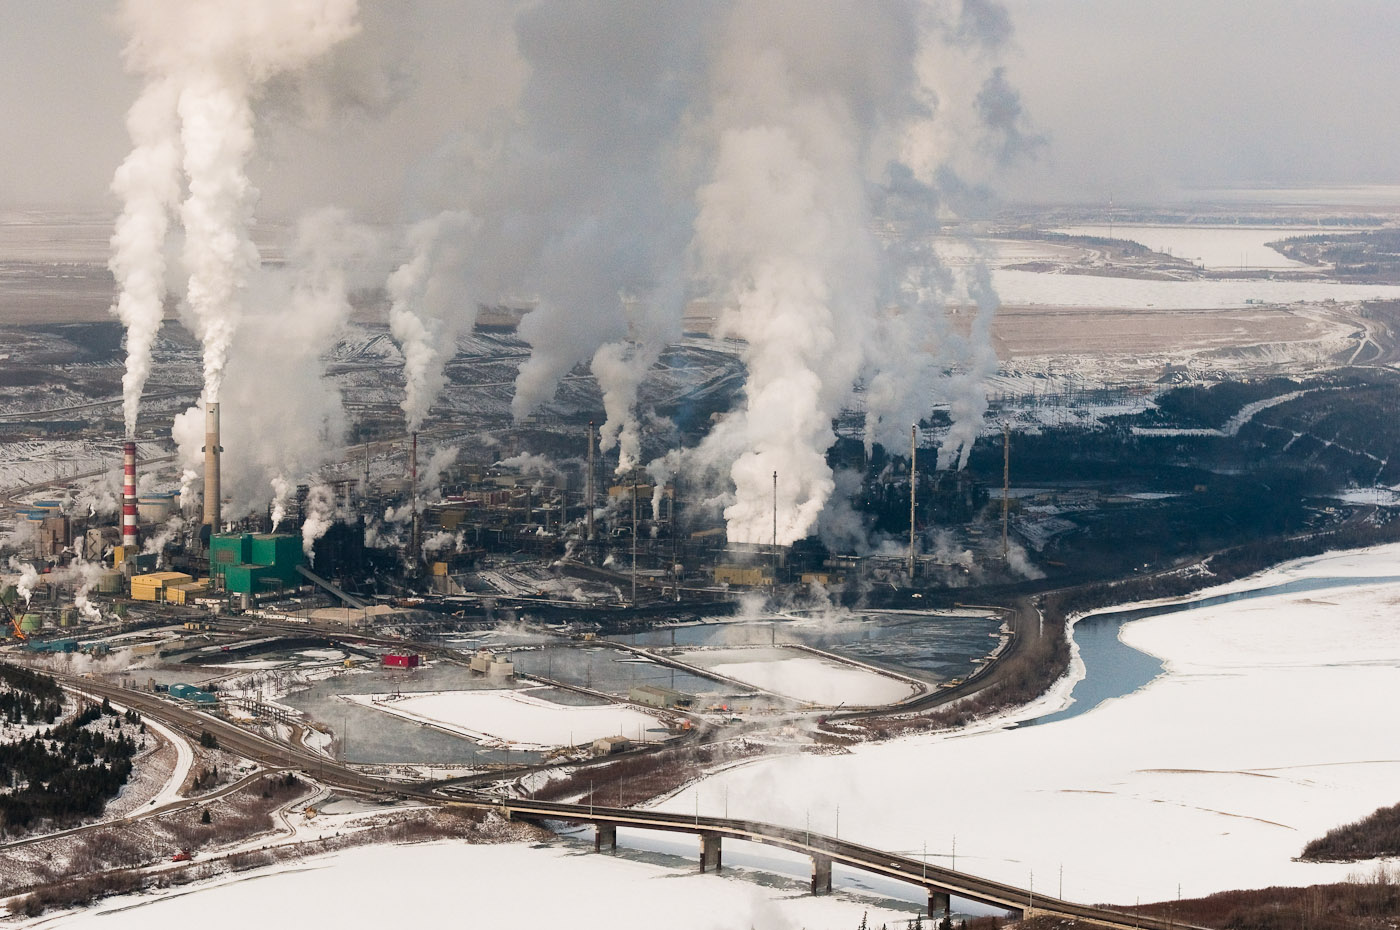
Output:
left=2, top=1, right=1398, bottom=215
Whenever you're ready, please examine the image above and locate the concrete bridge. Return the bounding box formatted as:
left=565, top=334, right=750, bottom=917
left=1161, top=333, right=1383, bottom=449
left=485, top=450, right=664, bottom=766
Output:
left=57, top=672, right=1202, bottom=930
left=483, top=797, right=1204, bottom=930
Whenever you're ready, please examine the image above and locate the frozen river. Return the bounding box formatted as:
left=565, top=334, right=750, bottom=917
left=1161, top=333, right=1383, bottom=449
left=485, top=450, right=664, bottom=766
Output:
left=35, top=548, right=1400, bottom=927
left=655, top=544, right=1400, bottom=907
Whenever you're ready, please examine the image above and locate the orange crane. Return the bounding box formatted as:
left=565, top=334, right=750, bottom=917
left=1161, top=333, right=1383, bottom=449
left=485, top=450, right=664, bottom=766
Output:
left=1, top=598, right=25, bottom=640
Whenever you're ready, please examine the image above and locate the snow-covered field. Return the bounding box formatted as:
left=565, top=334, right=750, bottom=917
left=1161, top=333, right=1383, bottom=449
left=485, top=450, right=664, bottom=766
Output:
left=681, top=647, right=917, bottom=706
left=992, top=268, right=1400, bottom=308
left=27, top=839, right=915, bottom=930
left=654, top=543, right=1400, bottom=907
left=1054, top=224, right=1321, bottom=270
left=346, top=687, right=662, bottom=750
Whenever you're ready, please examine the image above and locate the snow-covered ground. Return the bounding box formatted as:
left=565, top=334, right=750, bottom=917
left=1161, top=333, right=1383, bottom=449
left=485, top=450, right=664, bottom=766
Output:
left=652, top=543, right=1400, bottom=907
left=25, top=839, right=916, bottom=930
left=992, top=268, right=1400, bottom=308
left=346, top=687, right=663, bottom=750
left=681, top=647, right=917, bottom=706
left=1054, top=224, right=1321, bottom=270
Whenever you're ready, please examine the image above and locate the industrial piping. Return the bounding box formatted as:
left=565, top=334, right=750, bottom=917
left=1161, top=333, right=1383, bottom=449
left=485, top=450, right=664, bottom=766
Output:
left=202, top=402, right=221, bottom=532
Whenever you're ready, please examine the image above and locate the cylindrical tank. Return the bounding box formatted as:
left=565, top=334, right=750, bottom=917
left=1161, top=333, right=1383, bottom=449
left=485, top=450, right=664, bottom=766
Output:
left=97, top=570, right=125, bottom=594
left=19, top=614, right=43, bottom=634
left=137, top=492, right=176, bottom=524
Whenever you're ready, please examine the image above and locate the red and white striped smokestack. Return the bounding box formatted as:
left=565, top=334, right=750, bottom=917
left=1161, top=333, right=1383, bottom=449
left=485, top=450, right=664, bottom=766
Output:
left=122, top=440, right=139, bottom=549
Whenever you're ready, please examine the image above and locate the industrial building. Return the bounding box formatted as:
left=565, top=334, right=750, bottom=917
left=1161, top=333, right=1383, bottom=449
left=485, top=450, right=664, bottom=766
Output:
left=592, top=735, right=631, bottom=755
left=167, top=683, right=218, bottom=706
left=629, top=684, right=693, bottom=709
left=208, top=533, right=304, bottom=595
left=131, top=571, right=195, bottom=602
left=468, top=649, right=514, bottom=677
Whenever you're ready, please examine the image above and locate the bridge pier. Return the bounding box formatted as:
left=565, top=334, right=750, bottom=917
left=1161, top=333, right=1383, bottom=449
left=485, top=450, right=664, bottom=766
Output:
left=927, top=890, right=950, bottom=922
left=810, top=855, right=832, bottom=895
left=594, top=823, right=616, bottom=853
left=699, top=833, right=722, bottom=872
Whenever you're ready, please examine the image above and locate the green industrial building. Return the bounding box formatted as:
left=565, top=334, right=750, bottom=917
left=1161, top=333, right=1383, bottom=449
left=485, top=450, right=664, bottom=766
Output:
left=209, top=533, right=304, bottom=595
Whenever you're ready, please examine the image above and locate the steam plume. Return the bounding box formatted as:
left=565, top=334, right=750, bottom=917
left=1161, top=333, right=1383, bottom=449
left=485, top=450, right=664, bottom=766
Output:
left=388, top=211, right=478, bottom=433
left=109, top=78, right=181, bottom=437
left=113, top=0, right=361, bottom=405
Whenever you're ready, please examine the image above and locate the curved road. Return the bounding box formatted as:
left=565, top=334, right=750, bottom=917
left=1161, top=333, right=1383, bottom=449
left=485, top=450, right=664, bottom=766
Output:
left=51, top=672, right=1202, bottom=929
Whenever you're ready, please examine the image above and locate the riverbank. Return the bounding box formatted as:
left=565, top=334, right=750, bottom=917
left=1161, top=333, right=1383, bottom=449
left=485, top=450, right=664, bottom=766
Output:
left=650, top=541, right=1400, bottom=907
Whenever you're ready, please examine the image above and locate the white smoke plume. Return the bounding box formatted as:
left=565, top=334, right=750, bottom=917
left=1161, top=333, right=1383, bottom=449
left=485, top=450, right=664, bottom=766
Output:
left=496, top=453, right=560, bottom=483
left=269, top=475, right=293, bottom=531
left=937, top=259, right=1001, bottom=469
left=388, top=211, right=479, bottom=433
left=142, top=514, right=186, bottom=560
left=498, top=6, right=703, bottom=423
left=71, top=469, right=123, bottom=520
left=7, top=559, right=41, bottom=606
left=113, top=0, right=361, bottom=405
left=420, top=444, right=460, bottom=500
left=301, top=483, right=338, bottom=561
left=109, top=77, right=182, bottom=437
left=686, top=3, right=899, bottom=545
left=592, top=336, right=663, bottom=477
left=172, top=208, right=376, bottom=521
left=422, top=531, right=460, bottom=556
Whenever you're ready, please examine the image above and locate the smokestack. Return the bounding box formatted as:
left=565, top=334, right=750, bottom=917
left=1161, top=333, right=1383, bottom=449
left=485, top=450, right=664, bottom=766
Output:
left=909, top=424, right=917, bottom=582
left=202, top=402, right=221, bottom=533
left=410, top=431, right=420, bottom=567
left=122, top=440, right=139, bottom=549
left=586, top=421, right=595, bottom=543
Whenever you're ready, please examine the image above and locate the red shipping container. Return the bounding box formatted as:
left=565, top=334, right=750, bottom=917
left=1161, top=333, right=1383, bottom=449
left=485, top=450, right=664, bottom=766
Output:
left=382, top=653, right=420, bottom=669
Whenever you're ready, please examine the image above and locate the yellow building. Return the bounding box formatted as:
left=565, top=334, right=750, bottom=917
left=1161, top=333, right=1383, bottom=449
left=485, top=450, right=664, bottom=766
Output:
left=130, top=571, right=194, bottom=602
left=713, top=565, right=773, bottom=587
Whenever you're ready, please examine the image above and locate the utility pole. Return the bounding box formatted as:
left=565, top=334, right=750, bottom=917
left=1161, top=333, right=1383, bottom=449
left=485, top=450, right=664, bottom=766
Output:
left=586, top=421, right=595, bottom=543
left=771, top=470, right=778, bottom=582
left=1002, top=422, right=1011, bottom=562
left=908, top=423, right=918, bottom=581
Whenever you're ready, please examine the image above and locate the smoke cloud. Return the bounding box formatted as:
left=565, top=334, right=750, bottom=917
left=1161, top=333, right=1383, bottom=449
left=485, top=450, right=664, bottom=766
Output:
left=109, top=77, right=181, bottom=437
left=301, top=483, right=337, bottom=561
left=112, top=0, right=361, bottom=407
left=388, top=211, right=478, bottom=433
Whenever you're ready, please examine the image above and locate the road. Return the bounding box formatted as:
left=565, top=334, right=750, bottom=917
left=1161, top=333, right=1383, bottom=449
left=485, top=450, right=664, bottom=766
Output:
left=46, top=671, right=1202, bottom=929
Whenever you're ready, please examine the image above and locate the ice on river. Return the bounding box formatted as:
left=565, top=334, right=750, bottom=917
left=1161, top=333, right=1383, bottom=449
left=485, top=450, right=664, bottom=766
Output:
left=686, top=647, right=917, bottom=706
left=657, top=543, right=1400, bottom=907
left=346, top=688, right=661, bottom=750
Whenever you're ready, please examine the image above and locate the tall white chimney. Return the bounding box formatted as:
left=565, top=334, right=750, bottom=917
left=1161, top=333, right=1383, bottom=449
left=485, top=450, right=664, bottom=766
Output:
left=202, top=402, right=222, bottom=533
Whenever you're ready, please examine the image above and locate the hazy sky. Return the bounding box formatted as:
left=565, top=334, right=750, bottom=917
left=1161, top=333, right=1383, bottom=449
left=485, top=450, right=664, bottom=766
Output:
left=2, top=1, right=1398, bottom=215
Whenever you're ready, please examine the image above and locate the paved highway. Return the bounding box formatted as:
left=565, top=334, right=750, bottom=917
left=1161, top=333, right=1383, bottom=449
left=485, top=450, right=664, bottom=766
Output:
left=51, top=673, right=1202, bottom=929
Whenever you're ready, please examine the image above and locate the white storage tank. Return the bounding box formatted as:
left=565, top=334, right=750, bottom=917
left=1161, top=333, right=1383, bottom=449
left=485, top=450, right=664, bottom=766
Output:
left=137, top=492, right=177, bottom=524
